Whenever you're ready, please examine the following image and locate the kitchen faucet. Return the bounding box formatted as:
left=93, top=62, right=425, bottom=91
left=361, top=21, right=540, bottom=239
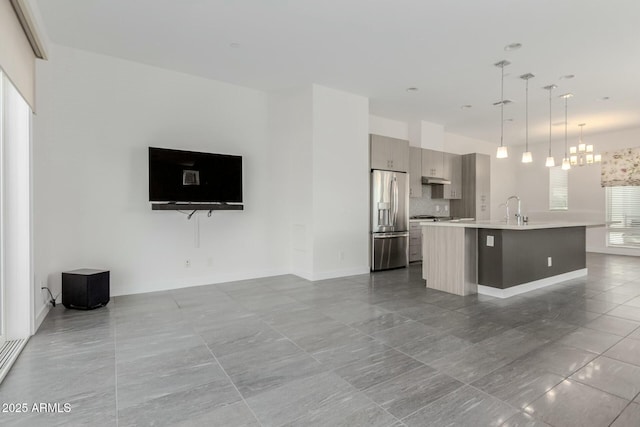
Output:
left=505, top=195, right=522, bottom=225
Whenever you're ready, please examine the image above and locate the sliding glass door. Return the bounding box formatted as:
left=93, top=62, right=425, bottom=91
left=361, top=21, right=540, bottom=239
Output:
left=0, top=71, right=5, bottom=349
left=0, top=69, right=32, bottom=346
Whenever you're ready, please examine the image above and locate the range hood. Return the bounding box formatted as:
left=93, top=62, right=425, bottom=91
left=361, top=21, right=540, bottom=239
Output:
left=421, top=176, right=451, bottom=185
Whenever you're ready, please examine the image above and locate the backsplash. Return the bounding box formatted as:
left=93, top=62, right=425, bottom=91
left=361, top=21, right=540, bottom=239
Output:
left=409, top=185, right=450, bottom=217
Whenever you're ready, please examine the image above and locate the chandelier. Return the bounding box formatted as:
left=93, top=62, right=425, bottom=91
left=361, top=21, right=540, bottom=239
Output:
left=570, top=124, right=601, bottom=166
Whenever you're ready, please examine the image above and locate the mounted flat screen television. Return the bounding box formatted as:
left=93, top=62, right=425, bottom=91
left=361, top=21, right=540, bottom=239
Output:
left=149, top=147, right=243, bottom=204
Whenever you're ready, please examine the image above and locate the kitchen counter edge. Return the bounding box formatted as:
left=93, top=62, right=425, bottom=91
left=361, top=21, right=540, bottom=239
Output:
left=418, top=220, right=605, bottom=230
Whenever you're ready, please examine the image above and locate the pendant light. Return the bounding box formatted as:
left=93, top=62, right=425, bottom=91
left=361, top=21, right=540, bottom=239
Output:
left=495, top=60, right=511, bottom=159
left=543, top=84, right=557, bottom=167
left=520, top=73, right=534, bottom=163
left=560, top=93, right=573, bottom=170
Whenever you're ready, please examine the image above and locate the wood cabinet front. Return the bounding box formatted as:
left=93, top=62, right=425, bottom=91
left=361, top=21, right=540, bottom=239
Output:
left=370, top=134, right=409, bottom=172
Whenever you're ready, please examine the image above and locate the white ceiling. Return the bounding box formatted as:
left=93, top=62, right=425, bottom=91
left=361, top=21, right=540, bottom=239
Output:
left=34, top=0, right=640, bottom=146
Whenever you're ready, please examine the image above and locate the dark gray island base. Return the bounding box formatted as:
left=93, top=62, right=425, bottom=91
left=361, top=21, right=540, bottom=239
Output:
left=421, top=221, right=596, bottom=298
left=477, top=226, right=586, bottom=297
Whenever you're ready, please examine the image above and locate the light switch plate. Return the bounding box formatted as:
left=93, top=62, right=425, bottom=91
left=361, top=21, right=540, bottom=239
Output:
left=486, top=235, right=494, bottom=247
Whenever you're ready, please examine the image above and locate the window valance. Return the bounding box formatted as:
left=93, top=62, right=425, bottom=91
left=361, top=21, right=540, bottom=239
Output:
left=0, top=0, right=47, bottom=112
left=601, top=147, right=640, bottom=187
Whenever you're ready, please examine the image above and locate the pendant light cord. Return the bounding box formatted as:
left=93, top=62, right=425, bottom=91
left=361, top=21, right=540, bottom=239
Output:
left=564, top=96, right=568, bottom=158
left=525, top=78, right=529, bottom=152
left=500, top=64, right=504, bottom=147
left=548, top=87, right=553, bottom=156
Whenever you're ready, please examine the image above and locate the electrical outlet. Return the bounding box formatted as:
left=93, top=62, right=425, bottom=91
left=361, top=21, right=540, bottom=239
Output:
left=338, top=251, right=345, bottom=262
left=548, top=257, right=552, bottom=267
left=435, top=205, right=441, bottom=212
left=185, top=259, right=191, bottom=268
left=207, top=257, right=214, bottom=267
left=444, top=205, right=449, bottom=212
left=486, top=235, right=494, bottom=247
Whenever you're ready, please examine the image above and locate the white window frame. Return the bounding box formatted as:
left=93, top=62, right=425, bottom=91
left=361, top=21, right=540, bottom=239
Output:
left=606, top=186, right=640, bottom=249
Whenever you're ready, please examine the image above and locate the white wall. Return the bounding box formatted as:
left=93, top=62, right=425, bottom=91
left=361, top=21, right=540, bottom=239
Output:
left=268, top=86, right=313, bottom=277
left=271, top=86, right=369, bottom=280
left=311, top=85, right=369, bottom=279
left=409, top=121, right=445, bottom=150
left=33, top=45, right=290, bottom=309
left=369, top=115, right=408, bottom=140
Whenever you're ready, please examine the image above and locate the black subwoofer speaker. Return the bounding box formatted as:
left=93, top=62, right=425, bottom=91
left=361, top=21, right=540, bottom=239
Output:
left=62, top=269, right=110, bottom=310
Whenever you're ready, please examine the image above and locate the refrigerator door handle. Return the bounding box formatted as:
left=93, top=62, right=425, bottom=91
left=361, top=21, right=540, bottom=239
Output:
left=373, top=232, right=410, bottom=238
left=392, top=176, right=399, bottom=227
left=386, top=175, right=393, bottom=228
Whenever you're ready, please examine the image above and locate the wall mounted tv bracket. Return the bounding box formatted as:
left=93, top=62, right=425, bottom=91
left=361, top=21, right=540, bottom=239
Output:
left=151, top=202, right=243, bottom=219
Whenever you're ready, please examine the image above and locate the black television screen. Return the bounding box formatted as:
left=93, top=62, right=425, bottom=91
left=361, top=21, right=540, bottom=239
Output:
left=149, top=147, right=243, bottom=203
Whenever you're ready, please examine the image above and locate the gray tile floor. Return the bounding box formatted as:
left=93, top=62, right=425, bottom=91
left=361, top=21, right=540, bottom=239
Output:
left=1, top=253, right=640, bottom=426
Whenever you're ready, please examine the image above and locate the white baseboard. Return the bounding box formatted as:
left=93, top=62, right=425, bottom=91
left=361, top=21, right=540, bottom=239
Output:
left=478, top=268, right=588, bottom=299
left=308, top=266, right=370, bottom=282
left=587, top=247, right=640, bottom=257
left=291, top=268, right=313, bottom=281
left=112, top=266, right=371, bottom=296
left=34, top=303, right=50, bottom=333
left=110, top=268, right=291, bottom=296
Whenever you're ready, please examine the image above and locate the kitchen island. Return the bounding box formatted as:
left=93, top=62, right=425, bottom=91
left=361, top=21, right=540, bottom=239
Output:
left=420, top=220, right=602, bottom=298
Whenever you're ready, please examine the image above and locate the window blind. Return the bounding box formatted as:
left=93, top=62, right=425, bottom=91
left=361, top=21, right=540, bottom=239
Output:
left=606, top=186, right=640, bottom=248
left=549, top=166, right=568, bottom=210
left=0, top=0, right=46, bottom=112
left=601, top=148, right=640, bottom=187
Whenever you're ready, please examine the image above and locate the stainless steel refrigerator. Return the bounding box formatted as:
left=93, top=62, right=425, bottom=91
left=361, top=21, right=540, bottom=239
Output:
left=371, top=169, right=409, bottom=271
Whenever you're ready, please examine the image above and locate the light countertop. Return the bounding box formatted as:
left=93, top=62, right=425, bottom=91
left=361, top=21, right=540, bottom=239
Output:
left=419, top=220, right=605, bottom=230
left=409, top=217, right=453, bottom=223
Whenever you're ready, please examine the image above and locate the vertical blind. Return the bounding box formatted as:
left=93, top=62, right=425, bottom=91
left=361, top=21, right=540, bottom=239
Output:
left=2, top=67, right=35, bottom=340
left=549, top=166, right=568, bottom=210
left=606, top=186, right=640, bottom=248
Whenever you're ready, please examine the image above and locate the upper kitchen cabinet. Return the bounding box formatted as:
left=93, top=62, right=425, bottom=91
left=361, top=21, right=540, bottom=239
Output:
left=409, top=146, right=423, bottom=198
left=422, top=149, right=444, bottom=178
left=432, top=152, right=462, bottom=199
left=450, top=153, right=490, bottom=220
left=370, top=134, right=409, bottom=172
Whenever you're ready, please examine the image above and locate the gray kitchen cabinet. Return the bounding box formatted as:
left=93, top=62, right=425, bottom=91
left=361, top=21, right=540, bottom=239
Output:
left=448, top=153, right=462, bottom=199
left=421, top=149, right=444, bottom=178
left=409, top=146, right=423, bottom=198
left=409, top=221, right=422, bottom=262
left=432, top=153, right=462, bottom=199
left=450, top=153, right=491, bottom=220
left=370, top=134, right=409, bottom=172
